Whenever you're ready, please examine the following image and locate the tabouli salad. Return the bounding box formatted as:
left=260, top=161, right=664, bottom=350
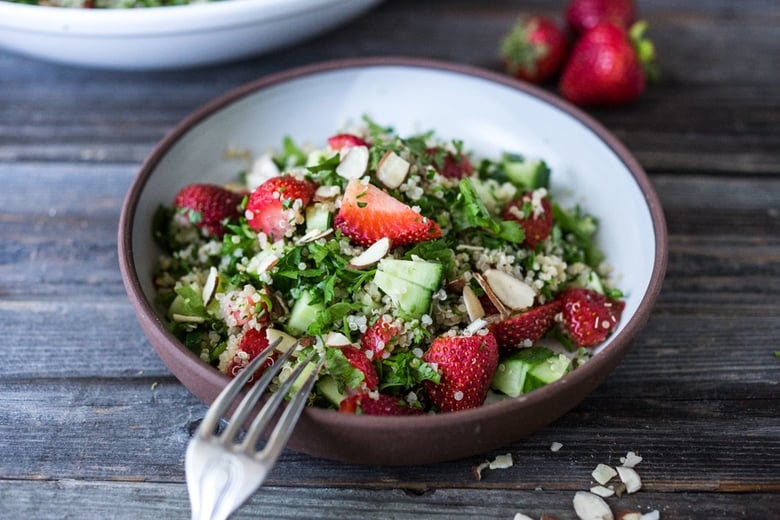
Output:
left=152, top=117, right=625, bottom=415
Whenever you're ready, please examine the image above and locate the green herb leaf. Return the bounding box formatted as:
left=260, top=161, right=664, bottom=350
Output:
left=378, top=351, right=440, bottom=390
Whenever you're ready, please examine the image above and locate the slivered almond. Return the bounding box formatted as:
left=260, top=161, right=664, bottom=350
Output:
left=590, top=485, right=615, bottom=498
left=254, top=253, right=280, bottom=273
left=473, top=272, right=510, bottom=318
left=463, top=285, right=485, bottom=321
left=616, top=512, right=642, bottom=520
left=376, top=150, right=411, bottom=189
left=314, top=184, right=341, bottom=201
left=616, top=466, right=642, bottom=494
left=348, top=237, right=390, bottom=269
left=201, top=266, right=218, bottom=305
left=336, top=145, right=369, bottom=179
left=295, top=228, right=333, bottom=245
left=325, top=331, right=352, bottom=347
left=572, top=491, right=614, bottom=520
left=483, top=269, right=536, bottom=311
left=592, top=463, right=618, bottom=485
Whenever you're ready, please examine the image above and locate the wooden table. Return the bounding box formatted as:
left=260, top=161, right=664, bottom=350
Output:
left=2, top=1, right=778, bottom=518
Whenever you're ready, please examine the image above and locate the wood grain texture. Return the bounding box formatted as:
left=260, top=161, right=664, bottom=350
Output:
left=1, top=0, right=779, bottom=518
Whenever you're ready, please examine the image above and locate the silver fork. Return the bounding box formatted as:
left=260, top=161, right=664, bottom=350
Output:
left=185, top=338, right=324, bottom=520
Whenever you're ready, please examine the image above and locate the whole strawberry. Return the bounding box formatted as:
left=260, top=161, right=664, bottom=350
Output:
left=558, top=287, right=625, bottom=347
left=173, top=183, right=243, bottom=237
left=559, top=22, right=655, bottom=107
left=245, top=175, right=315, bottom=239
left=565, top=0, right=636, bottom=34
left=422, top=333, right=499, bottom=413
left=500, top=16, right=569, bottom=84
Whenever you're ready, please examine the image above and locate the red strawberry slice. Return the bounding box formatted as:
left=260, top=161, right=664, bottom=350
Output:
left=327, top=133, right=370, bottom=151
left=559, top=287, right=625, bottom=347
left=565, top=0, right=637, bottom=34
left=225, top=328, right=276, bottom=383
left=341, top=345, right=379, bottom=390
left=422, top=332, right=499, bottom=413
left=490, top=300, right=563, bottom=353
left=426, top=147, right=474, bottom=179
left=500, top=16, right=570, bottom=84
left=334, top=178, right=442, bottom=247
left=338, top=392, right=423, bottom=416
left=173, top=183, right=243, bottom=237
left=245, top=176, right=315, bottom=239
left=360, top=316, right=399, bottom=356
left=502, top=190, right=554, bottom=248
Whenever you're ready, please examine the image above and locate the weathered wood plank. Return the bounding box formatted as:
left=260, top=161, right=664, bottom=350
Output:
left=1, top=373, right=777, bottom=486
left=4, top=479, right=776, bottom=520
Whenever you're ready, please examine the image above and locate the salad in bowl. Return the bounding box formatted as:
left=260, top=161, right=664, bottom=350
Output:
left=152, top=117, right=625, bottom=416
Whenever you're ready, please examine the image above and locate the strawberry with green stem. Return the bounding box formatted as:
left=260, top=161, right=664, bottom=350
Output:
left=559, top=21, right=658, bottom=107
left=500, top=16, right=569, bottom=84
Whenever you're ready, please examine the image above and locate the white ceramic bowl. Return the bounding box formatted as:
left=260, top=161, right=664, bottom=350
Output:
left=0, top=0, right=382, bottom=70
left=119, top=58, right=667, bottom=464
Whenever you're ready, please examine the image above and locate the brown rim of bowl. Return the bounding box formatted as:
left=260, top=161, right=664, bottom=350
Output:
left=118, top=56, right=668, bottom=433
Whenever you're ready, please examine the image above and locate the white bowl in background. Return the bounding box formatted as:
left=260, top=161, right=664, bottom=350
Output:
left=0, top=0, right=383, bottom=70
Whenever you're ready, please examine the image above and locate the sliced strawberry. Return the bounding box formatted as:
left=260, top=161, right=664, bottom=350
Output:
left=245, top=175, right=315, bottom=239
left=334, top=178, right=442, bottom=247
left=426, top=147, right=474, bottom=179
left=341, top=345, right=379, bottom=390
left=422, top=332, right=499, bottom=413
left=360, top=316, right=399, bottom=356
left=559, top=287, right=625, bottom=347
left=490, top=300, right=563, bottom=353
left=225, top=328, right=276, bottom=383
left=502, top=190, right=554, bottom=248
left=173, top=183, right=243, bottom=237
left=327, top=133, right=370, bottom=151
left=338, top=392, right=423, bottom=416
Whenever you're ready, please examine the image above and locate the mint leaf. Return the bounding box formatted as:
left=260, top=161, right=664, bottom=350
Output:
left=378, top=352, right=440, bottom=390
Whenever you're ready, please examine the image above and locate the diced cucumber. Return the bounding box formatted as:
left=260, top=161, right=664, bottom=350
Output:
left=305, top=202, right=332, bottom=232
left=491, top=346, right=565, bottom=397
left=525, top=353, right=572, bottom=392
left=288, top=360, right=318, bottom=397
left=491, top=356, right=531, bottom=397
left=575, top=270, right=605, bottom=294
left=286, top=291, right=325, bottom=335
left=377, top=258, right=443, bottom=291
left=316, top=375, right=347, bottom=407
left=503, top=156, right=550, bottom=190
left=373, top=270, right=432, bottom=318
